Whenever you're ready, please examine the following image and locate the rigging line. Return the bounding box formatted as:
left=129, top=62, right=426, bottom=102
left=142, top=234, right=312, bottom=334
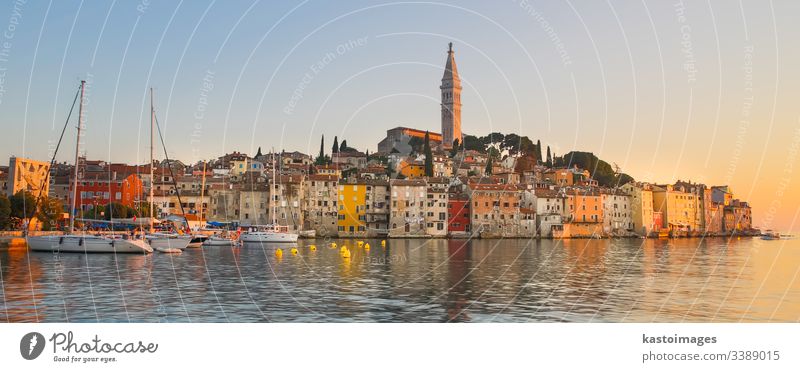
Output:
left=153, top=112, right=190, bottom=227
left=29, top=83, right=82, bottom=230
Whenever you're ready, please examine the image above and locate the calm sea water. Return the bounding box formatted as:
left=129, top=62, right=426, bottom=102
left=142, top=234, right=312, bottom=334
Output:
left=1, top=237, right=798, bottom=322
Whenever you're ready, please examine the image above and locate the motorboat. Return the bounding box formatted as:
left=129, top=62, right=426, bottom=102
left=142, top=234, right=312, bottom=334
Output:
left=239, top=225, right=298, bottom=243
left=761, top=230, right=795, bottom=240
left=203, top=233, right=239, bottom=246
left=27, top=234, right=153, bottom=254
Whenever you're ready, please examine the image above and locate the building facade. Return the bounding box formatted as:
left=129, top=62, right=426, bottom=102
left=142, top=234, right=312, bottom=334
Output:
left=303, top=174, right=339, bottom=236
left=447, top=192, right=471, bottom=236
left=389, top=179, right=428, bottom=237
left=469, top=184, right=524, bottom=238
left=425, top=187, right=448, bottom=237
left=621, top=182, right=656, bottom=236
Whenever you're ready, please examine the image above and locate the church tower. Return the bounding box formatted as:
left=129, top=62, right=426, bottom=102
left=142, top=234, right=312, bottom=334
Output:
left=440, top=42, right=462, bottom=149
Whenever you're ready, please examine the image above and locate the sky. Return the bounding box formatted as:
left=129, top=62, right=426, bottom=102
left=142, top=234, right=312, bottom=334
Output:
left=1, top=0, right=799, bottom=231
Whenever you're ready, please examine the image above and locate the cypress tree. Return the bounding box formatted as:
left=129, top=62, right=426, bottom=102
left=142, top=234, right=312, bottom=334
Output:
left=450, top=139, right=460, bottom=157
left=536, top=140, right=542, bottom=162
left=340, top=140, right=348, bottom=152
left=423, top=131, right=433, bottom=177
left=546, top=146, right=552, bottom=167
left=332, top=136, right=339, bottom=154
left=316, top=135, right=326, bottom=165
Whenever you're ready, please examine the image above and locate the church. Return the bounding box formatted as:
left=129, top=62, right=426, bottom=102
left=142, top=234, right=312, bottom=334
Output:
left=377, top=43, right=463, bottom=154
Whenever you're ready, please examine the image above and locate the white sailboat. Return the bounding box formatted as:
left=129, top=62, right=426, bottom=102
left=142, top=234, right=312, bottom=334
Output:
left=145, top=88, right=184, bottom=253
left=27, top=80, right=153, bottom=254
left=239, top=149, right=298, bottom=243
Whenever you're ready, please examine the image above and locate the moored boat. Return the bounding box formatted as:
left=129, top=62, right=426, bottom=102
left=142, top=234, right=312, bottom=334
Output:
left=146, top=233, right=192, bottom=250
left=203, top=234, right=238, bottom=246
left=187, top=235, right=208, bottom=248
left=27, top=235, right=152, bottom=254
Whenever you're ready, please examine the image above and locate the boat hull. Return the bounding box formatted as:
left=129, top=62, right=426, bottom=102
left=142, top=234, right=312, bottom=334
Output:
left=240, top=232, right=298, bottom=243
left=202, top=236, right=237, bottom=246
left=26, top=235, right=153, bottom=254
left=186, top=235, right=208, bottom=248
left=147, top=235, right=192, bottom=250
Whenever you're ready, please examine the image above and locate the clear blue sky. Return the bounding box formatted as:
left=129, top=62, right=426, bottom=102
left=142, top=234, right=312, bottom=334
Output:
left=1, top=0, right=799, bottom=230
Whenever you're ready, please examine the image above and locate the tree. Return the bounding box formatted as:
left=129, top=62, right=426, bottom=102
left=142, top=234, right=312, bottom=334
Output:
left=340, top=140, right=350, bottom=152
left=105, top=202, right=133, bottom=220
left=134, top=202, right=150, bottom=218
left=450, top=139, right=460, bottom=157
left=558, top=151, right=635, bottom=187
left=423, top=131, right=433, bottom=177
left=315, top=135, right=326, bottom=165
left=37, top=197, right=64, bottom=230
left=332, top=136, right=339, bottom=154
left=484, top=160, right=493, bottom=175
left=9, top=191, right=37, bottom=220
left=255, top=147, right=263, bottom=158
left=546, top=146, right=552, bottom=167
left=536, top=140, right=542, bottom=162
left=0, top=194, right=11, bottom=229
left=463, top=135, right=483, bottom=151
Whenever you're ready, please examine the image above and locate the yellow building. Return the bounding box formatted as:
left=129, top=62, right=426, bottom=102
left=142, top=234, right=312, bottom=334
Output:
left=398, top=160, right=425, bottom=179
left=652, top=184, right=701, bottom=235
left=229, top=159, right=263, bottom=176
left=338, top=181, right=367, bottom=236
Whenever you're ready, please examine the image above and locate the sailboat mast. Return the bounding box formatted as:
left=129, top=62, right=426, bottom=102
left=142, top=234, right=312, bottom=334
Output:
left=272, top=148, right=276, bottom=226
left=149, top=88, right=155, bottom=233
left=68, top=80, right=86, bottom=234
left=199, top=160, right=206, bottom=223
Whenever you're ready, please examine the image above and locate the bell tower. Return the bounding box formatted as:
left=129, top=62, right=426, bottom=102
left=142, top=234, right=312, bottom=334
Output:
left=440, top=42, right=462, bottom=149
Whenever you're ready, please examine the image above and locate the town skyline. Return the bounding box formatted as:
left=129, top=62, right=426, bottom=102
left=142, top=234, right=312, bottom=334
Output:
left=2, top=1, right=799, bottom=232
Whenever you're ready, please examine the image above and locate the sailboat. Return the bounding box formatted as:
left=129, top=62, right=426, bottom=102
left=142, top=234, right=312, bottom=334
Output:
left=239, top=149, right=299, bottom=243
left=27, top=80, right=153, bottom=254
left=145, top=88, right=190, bottom=253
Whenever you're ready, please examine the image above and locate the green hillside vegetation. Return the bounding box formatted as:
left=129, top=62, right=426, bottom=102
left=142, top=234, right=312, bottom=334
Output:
left=553, top=151, right=634, bottom=187
left=462, top=133, right=634, bottom=188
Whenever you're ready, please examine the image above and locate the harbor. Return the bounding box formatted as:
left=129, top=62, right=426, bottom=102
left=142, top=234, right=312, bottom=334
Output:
left=2, top=237, right=798, bottom=322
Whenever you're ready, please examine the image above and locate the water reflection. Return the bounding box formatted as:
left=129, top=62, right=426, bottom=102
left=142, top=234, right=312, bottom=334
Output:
left=1, top=237, right=798, bottom=322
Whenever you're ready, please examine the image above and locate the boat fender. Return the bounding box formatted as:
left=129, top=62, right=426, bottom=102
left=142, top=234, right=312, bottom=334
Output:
left=59, top=237, right=64, bottom=244
left=79, top=238, right=83, bottom=246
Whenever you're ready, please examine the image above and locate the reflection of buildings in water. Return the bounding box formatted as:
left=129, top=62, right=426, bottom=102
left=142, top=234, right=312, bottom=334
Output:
left=445, top=239, right=471, bottom=322
left=1, top=250, right=44, bottom=322
left=559, top=239, right=611, bottom=308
